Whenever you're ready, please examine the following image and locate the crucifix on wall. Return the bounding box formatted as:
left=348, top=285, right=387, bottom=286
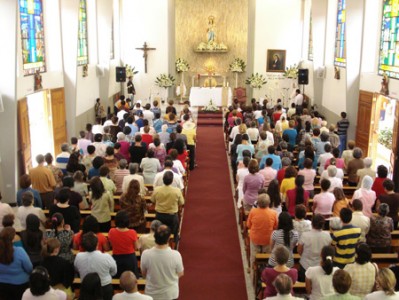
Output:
left=135, top=42, right=156, bottom=73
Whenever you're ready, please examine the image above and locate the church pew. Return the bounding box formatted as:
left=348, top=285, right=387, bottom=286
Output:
left=253, top=252, right=398, bottom=293
left=72, top=278, right=146, bottom=296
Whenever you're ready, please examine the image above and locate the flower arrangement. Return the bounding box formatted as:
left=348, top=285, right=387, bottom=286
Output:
left=202, top=99, right=219, bottom=112
left=155, top=74, right=175, bottom=88
left=196, top=41, right=228, bottom=51
left=229, top=58, right=246, bottom=73
left=283, top=64, right=299, bottom=79
left=245, top=73, right=267, bottom=89
left=175, top=58, right=190, bottom=73
left=125, top=64, right=138, bottom=78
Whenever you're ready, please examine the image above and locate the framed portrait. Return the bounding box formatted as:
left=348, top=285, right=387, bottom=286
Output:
left=266, top=49, right=286, bottom=72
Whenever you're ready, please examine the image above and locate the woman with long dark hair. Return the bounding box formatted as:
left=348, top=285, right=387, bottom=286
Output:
left=0, top=227, right=32, bottom=299
left=305, top=245, right=339, bottom=300
left=267, top=179, right=282, bottom=216
left=20, top=214, right=44, bottom=266
left=169, top=138, right=188, bottom=169
left=120, top=179, right=147, bottom=233
left=286, top=175, right=309, bottom=216
left=89, top=177, right=114, bottom=232
left=78, top=273, right=103, bottom=300
left=268, top=212, right=299, bottom=268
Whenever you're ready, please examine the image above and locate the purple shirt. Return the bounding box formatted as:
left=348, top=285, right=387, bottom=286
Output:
left=262, top=267, right=297, bottom=298
left=243, top=173, right=264, bottom=206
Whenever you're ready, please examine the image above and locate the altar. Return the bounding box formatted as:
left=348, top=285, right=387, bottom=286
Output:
left=189, top=87, right=232, bottom=107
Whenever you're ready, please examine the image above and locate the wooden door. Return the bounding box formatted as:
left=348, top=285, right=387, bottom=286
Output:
left=17, top=98, right=32, bottom=175
left=356, top=90, right=374, bottom=156
left=50, top=88, right=67, bottom=156
left=392, top=101, right=399, bottom=190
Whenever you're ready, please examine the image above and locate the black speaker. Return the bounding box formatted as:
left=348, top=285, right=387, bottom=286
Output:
left=298, top=69, right=309, bottom=85
left=116, top=67, right=126, bottom=82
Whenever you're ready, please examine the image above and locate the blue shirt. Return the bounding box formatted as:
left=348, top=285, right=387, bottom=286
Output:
left=88, top=168, right=100, bottom=180
left=0, top=246, right=32, bottom=285
left=16, top=187, right=42, bottom=208
left=153, top=119, right=163, bottom=133
left=236, top=144, right=255, bottom=161
left=259, top=154, right=282, bottom=170
left=283, top=128, right=298, bottom=148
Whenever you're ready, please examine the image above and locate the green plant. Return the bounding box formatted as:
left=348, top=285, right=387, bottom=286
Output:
left=155, top=74, right=175, bottom=88
left=378, top=127, right=393, bottom=150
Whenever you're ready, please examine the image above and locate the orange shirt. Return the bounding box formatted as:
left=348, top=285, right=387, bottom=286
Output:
left=247, top=207, right=278, bottom=245
left=29, top=165, right=56, bottom=193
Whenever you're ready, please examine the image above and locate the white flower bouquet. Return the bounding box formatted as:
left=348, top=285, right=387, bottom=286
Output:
left=283, top=64, right=299, bottom=79
left=175, top=58, right=190, bottom=73
left=229, top=58, right=246, bottom=73
left=155, top=74, right=175, bottom=88
left=202, top=99, right=219, bottom=112
left=245, top=73, right=267, bottom=89
left=125, top=64, right=138, bottom=78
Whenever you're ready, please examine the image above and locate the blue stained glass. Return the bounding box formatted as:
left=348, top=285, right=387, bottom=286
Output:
left=19, top=0, right=46, bottom=76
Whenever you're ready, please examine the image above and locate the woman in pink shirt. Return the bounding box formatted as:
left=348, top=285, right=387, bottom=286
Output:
left=352, top=175, right=376, bottom=217
left=313, top=179, right=335, bottom=217
left=298, top=158, right=316, bottom=198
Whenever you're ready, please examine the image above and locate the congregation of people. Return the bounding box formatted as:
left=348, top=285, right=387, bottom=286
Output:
left=0, top=97, right=194, bottom=300
left=226, top=92, right=399, bottom=299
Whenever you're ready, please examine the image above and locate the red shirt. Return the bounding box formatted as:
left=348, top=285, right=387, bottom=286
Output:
left=277, top=168, right=286, bottom=185
left=141, top=134, right=153, bottom=149
left=108, top=228, right=137, bottom=255
left=286, top=188, right=310, bottom=216
left=372, top=177, right=386, bottom=200
left=168, top=149, right=188, bottom=169
left=74, top=232, right=108, bottom=252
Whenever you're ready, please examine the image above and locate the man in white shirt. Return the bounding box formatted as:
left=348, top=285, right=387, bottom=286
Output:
left=92, top=133, right=108, bottom=157
left=75, top=232, right=117, bottom=300
left=112, top=271, right=153, bottom=300
left=153, top=160, right=184, bottom=190
left=318, top=143, right=334, bottom=175
left=141, top=225, right=184, bottom=300
left=350, top=199, right=370, bottom=243
left=142, top=103, right=155, bottom=126
left=122, top=163, right=147, bottom=196
left=294, top=88, right=304, bottom=115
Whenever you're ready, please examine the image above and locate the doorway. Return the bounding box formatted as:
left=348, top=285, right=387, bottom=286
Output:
left=18, top=87, right=67, bottom=174
left=27, top=90, right=54, bottom=167
left=369, top=94, right=396, bottom=178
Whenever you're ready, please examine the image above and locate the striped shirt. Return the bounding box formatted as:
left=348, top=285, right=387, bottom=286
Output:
left=331, top=225, right=361, bottom=266
left=269, top=229, right=299, bottom=268
left=337, top=118, right=350, bottom=136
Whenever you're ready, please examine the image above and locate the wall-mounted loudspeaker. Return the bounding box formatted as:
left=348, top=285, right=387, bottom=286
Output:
left=116, top=67, right=126, bottom=82
left=298, top=69, right=309, bottom=85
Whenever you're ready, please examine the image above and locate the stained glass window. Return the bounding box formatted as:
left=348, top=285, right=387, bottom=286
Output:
left=334, top=0, right=346, bottom=67
left=379, top=0, right=399, bottom=79
left=19, top=0, right=46, bottom=76
left=308, top=12, right=313, bottom=61
left=77, top=0, right=88, bottom=66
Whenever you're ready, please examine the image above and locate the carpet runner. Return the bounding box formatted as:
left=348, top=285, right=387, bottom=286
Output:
left=178, top=125, right=247, bottom=299
left=196, top=111, right=223, bottom=126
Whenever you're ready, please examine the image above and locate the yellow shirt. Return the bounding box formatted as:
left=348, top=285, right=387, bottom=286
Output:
left=151, top=185, right=185, bottom=214
left=280, top=177, right=296, bottom=198
left=182, top=127, right=196, bottom=146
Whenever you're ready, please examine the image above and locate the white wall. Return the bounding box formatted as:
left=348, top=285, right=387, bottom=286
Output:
left=121, top=0, right=169, bottom=102
left=253, top=0, right=304, bottom=102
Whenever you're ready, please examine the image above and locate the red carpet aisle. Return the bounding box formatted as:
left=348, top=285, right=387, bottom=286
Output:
left=179, top=125, right=248, bottom=300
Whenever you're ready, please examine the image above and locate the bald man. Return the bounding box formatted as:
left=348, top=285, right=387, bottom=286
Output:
left=112, top=271, right=153, bottom=300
